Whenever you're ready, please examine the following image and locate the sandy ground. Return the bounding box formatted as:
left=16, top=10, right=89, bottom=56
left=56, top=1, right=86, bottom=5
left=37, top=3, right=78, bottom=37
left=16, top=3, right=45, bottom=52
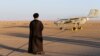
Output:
left=0, top=21, right=100, bottom=56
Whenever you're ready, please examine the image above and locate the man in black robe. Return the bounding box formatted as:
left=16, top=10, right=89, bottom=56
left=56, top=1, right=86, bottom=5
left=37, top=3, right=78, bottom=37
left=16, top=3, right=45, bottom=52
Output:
left=28, top=13, right=44, bottom=55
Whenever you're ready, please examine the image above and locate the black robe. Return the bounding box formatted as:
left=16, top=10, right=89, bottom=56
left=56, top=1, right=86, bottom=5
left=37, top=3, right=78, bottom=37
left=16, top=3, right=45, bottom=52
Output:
left=28, top=20, right=44, bottom=53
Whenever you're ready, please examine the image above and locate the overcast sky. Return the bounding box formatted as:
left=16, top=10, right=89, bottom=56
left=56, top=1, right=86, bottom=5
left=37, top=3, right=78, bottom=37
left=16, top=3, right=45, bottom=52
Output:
left=0, top=0, right=100, bottom=21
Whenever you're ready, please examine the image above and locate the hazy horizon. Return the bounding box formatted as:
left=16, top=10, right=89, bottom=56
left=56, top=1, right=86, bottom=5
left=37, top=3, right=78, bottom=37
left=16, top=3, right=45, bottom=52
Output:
left=0, top=0, right=100, bottom=21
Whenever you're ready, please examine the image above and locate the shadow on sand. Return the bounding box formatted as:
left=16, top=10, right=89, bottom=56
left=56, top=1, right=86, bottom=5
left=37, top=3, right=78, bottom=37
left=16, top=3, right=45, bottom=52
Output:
left=2, top=33, right=100, bottom=48
left=1, top=32, right=100, bottom=56
left=3, top=33, right=29, bottom=38
left=0, top=44, right=27, bottom=53
left=44, top=36, right=100, bottom=48
left=0, top=44, right=27, bottom=56
left=0, top=55, right=4, bottom=56
left=3, top=26, right=29, bottom=28
left=72, top=36, right=100, bottom=40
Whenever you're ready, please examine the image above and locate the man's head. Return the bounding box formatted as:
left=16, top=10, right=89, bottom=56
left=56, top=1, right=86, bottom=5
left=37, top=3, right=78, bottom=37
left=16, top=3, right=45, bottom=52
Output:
left=33, top=13, right=39, bottom=19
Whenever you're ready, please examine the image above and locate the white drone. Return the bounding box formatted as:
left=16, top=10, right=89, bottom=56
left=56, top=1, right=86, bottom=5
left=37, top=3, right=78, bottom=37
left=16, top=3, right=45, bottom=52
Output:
left=54, top=9, right=99, bottom=31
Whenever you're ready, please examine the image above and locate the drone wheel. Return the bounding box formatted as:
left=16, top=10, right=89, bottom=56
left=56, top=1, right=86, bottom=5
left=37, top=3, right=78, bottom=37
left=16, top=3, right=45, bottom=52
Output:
left=60, top=27, right=63, bottom=30
left=78, top=27, right=82, bottom=30
left=72, top=27, right=77, bottom=31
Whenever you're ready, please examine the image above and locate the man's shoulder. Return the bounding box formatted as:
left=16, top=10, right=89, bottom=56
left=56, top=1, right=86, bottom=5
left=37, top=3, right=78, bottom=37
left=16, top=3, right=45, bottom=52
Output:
left=30, top=20, right=42, bottom=23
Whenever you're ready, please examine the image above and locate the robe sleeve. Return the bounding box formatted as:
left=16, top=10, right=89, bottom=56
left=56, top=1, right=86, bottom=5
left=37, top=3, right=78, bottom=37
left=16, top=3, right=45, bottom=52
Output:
left=40, top=21, right=44, bottom=31
left=29, top=21, right=33, bottom=38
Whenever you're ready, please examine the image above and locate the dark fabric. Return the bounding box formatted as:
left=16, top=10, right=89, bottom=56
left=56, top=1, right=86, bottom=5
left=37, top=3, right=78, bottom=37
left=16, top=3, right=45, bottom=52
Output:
left=28, top=20, right=44, bottom=53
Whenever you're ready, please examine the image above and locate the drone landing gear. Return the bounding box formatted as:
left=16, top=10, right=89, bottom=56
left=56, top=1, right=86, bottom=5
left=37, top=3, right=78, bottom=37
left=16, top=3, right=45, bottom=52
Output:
left=72, top=26, right=82, bottom=31
left=78, top=27, right=82, bottom=30
left=59, top=27, right=63, bottom=30
left=72, top=27, right=77, bottom=31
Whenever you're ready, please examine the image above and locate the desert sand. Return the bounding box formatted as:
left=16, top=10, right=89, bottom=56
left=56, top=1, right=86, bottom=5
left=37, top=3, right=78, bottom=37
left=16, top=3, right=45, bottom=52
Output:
left=0, top=20, right=100, bottom=56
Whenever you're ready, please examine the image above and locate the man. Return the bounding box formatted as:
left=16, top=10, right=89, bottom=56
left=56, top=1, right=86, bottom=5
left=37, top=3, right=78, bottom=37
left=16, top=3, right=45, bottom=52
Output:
left=28, top=13, right=44, bottom=55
